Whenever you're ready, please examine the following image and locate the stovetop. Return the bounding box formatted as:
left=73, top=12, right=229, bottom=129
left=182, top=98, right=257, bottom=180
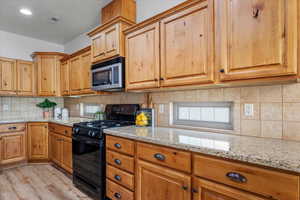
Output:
left=76, top=120, right=135, bottom=129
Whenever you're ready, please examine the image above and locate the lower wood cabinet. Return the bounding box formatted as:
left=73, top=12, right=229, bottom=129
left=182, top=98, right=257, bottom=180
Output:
left=136, top=160, right=191, bottom=200
left=0, top=131, right=26, bottom=165
left=27, top=123, right=48, bottom=161
left=193, top=178, right=268, bottom=200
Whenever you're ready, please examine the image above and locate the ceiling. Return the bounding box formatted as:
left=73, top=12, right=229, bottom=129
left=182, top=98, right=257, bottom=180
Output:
left=0, top=0, right=112, bottom=44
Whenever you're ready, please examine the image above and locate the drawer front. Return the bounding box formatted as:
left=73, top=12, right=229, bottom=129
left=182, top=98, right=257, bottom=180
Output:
left=0, top=123, right=26, bottom=133
left=49, top=123, right=72, bottom=137
left=194, top=155, right=300, bottom=200
left=106, top=135, right=135, bottom=156
left=107, top=165, right=134, bottom=191
left=106, top=179, right=134, bottom=200
left=137, top=142, right=192, bottom=173
left=107, top=150, right=134, bottom=173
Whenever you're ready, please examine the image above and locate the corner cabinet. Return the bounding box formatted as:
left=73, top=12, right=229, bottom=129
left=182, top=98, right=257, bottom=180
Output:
left=27, top=123, right=49, bottom=162
left=32, top=52, right=67, bottom=96
left=0, top=57, right=17, bottom=95
left=88, top=17, right=135, bottom=64
left=125, top=22, right=160, bottom=90
left=216, top=0, right=298, bottom=81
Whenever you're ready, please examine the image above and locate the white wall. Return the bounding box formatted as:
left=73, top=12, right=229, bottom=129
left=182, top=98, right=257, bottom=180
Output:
left=0, top=30, right=64, bottom=61
left=64, top=0, right=186, bottom=54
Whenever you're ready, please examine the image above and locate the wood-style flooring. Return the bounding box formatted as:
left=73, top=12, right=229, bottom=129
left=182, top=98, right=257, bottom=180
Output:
left=0, top=164, right=92, bottom=200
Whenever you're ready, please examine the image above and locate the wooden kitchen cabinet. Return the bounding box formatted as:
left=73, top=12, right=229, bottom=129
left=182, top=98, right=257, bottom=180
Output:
left=69, top=56, right=82, bottom=94
left=79, top=50, right=93, bottom=94
left=216, top=0, right=298, bottom=81
left=61, top=136, right=72, bottom=173
left=125, top=22, right=160, bottom=90
left=136, top=160, right=191, bottom=200
left=88, top=18, right=135, bottom=64
left=60, top=60, right=70, bottom=96
left=32, top=52, right=66, bottom=96
left=27, top=123, right=48, bottom=161
left=0, top=132, right=26, bottom=165
left=160, top=0, right=214, bottom=87
left=16, top=60, right=36, bottom=96
left=49, top=132, right=62, bottom=165
left=193, top=178, right=268, bottom=200
left=0, top=57, right=17, bottom=95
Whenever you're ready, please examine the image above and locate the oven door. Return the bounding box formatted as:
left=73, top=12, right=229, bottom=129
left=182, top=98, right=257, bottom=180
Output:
left=72, top=135, right=105, bottom=199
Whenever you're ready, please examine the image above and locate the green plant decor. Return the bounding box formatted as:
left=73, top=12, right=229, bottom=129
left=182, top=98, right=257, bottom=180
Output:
left=36, top=99, right=57, bottom=111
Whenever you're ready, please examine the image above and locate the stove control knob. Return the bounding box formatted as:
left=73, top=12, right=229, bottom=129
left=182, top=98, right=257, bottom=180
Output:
left=73, top=128, right=80, bottom=135
left=91, top=132, right=96, bottom=137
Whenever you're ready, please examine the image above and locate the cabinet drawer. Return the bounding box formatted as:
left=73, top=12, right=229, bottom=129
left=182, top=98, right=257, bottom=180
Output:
left=194, top=155, right=300, bottom=200
left=106, top=179, right=134, bottom=200
left=49, top=123, right=72, bottom=137
left=106, top=135, right=135, bottom=156
left=0, top=123, right=25, bottom=133
left=137, top=142, right=191, bottom=173
left=107, top=165, right=134, bottom=191
left=107, top=150, right=134, bottom=173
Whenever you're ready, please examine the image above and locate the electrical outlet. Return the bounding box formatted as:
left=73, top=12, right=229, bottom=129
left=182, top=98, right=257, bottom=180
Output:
left=244, top=104, right=254, bottom=117
left=3, top=104, right=9, bottom=111
left=159, top=104, right=165, bottom=114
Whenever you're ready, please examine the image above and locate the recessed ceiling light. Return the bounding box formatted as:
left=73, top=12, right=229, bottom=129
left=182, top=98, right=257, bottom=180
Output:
left=20, top=8, right=32, bottom=16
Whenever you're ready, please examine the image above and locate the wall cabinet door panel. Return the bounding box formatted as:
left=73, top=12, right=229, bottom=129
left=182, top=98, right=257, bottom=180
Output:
left=60, top=61, right=70, bottom=96
left=0, top=57, right=17, bottom=94
left=92, top=33, right=106, bottom=63
left=80, top=51, right=92, bottom=94
left=126, top=22, right=160, bottom=90
left=17, top=60, right=35, bottom=96
left=160, top=0, right=214, bottom=87
left=136, top=160, right=191, bottom=200
left=69, top=56, right=82, bottom=94
left=27, top=123, right=48, bottom=161
left=37, top=56, right=57, bottom=96
left=104, top=24, right=120, bottom=58
left=216, top=0, right=297, bottom=81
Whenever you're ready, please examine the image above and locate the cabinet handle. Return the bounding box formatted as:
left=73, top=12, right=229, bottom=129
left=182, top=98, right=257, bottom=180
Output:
left=114, top=159, right=122, bottom=165
left=219, top=69, right=225, bottom=73
left=160, top=77, right=164, bottom=81
left=154, top=153, right=165, bottom=161
left=64, top=130, right=68, bottom=134
left=8, top=126, right=17, bottom=130
left=226, top=172, right=247, bottom=183
left=182, top=186, right=188, bottom=191
left=114, top=175, right=122, bottom=181
left=114, top=193, right=121, bottom=199
left=114, top=143, right=121, bottom=149
left=252, top=8, right=260, bottom=18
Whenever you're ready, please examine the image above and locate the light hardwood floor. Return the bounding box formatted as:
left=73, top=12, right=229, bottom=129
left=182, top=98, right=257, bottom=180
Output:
left=0, top=164, right=92, bottom=200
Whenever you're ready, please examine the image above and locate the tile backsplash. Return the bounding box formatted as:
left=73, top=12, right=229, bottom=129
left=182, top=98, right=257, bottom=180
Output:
left=64, top=83, right=300, bottom=142
left=0, top=97, right=64, bottom=120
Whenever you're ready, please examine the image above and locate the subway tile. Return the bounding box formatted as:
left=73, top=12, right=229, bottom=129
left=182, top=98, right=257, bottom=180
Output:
left=207, top=88, right=224, bottom=102
left=283, top=121, right=300, bottom=141
left=259, top=85, right=282, bottom=102
left=241, top=120, right=261, bottom=137
left=283, top=103, right=300, bottom=121
left=241, top=86, right=260, bottom=102
left=261, top=103, right=282, bottom=121
left=224, top=88, right=241, bottom=102
left=261, top=121, right=282, bottom=139
left=283, top=83, right=300, bottom=102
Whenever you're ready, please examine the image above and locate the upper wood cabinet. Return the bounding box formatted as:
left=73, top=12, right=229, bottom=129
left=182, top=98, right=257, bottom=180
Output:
left=216, top=0, right=298, bottom=81
left=160, top=0, right=214, bottom=87
left=80, top=50, right=93, bottom=94
left=60, top=60, right=70, bottom=96
left=33, top=52, right=66, bottom=96
left=136, top=160, right=191, bottom=200
left=125, top=22, right=160, bottom=90
left=16, top=60, right=35, bottom=96
left=88, top=18, right=135, bottom=64
left=0, top=57, right=17, bottom=95
left=193, top=178, right=268, bottom=200
left=27, top=123, right=49, bottom=161
left=69, top=56, right=82, bottom=94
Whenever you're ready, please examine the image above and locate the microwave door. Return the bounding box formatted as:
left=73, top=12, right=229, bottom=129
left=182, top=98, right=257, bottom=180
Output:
left=92, top=67, right=112, bottom=88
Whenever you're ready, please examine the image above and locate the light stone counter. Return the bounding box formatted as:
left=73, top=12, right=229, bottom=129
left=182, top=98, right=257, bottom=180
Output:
left=104, top=126, right=300, bottom=174
left=0, top=117, right=93, bottom=127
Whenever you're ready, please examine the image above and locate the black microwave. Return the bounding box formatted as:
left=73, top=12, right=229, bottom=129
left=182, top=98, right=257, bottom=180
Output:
left=91, top=57, right=125, bottom=91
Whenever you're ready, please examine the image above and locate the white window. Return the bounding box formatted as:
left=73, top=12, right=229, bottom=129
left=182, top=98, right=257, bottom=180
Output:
left=80, top=103, right=101, bottom=117
left=171, top=102, right=233, bottom=130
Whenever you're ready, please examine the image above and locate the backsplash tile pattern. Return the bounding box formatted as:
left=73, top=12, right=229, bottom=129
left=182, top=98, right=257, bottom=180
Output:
left=64, top=83, right=300, bottom=142
left=0, top=97, right=64, bottom=120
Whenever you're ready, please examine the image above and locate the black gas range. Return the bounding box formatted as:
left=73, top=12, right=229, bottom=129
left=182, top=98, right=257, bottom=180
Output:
left=72, top=104, right=139, bottom=200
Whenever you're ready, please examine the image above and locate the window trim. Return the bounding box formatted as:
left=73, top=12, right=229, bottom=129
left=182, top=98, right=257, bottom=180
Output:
left=172, top=102, right=234, bottom=130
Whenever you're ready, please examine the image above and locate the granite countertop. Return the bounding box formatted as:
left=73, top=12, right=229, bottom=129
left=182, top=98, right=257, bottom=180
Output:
left=104, top=126, right=300, bottom=174
left=0, top=117, right=93, bottom=127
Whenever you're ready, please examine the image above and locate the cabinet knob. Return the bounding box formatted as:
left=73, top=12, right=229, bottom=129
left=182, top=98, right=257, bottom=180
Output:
left=160, top=77, right=164, bottom=81
left=114, top=193, right=121, bottom=199
left=182, top=186, right=188, bottom=191
left=192, top=188, right=198, bottom=193
left=252, top=8, right=260, bottom=18
left=154, top=153, right=165, bottom=161
left=114, top=143, right=121, bottom=149
left=219, top=69, right=225, bottom=73
left=114, top=175, right=122, bottom=181
left=114, top=159, right=122, bottom=165
left=226, top=172, right=247, bottom=183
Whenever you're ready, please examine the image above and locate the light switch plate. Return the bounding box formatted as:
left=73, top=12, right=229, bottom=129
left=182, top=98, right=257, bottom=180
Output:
left=244, top=104, right=254, bottom=117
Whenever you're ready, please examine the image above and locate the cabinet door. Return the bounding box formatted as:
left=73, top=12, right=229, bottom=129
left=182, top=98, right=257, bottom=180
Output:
left=60, top=61, right=70, bottom=96
left=0, top=132, right=26, bottom=165
left=216, top=0, right=297, bottom=81
left=27, top=123, right=48, bottom=161
left=91, top=32, right=106, bottom=63
left=49, top=132, right=62, bottom=165
left=69, top=56, right=82, bottom=94
left=61, top=136, right=72, bottom=173
left=160, top=0, right=214, bottom=87
left=193, top=178, right=267, bottom=200
left=37, top=56, right=57, bottom=96
left=80, top=51, right=93, bottom=94
left=104, top=24, right=120, bottom=59
left=136, top=160, right=191, bottom=200
left=17, top=60, right=35, bottom=96
left=0, top=57, right=17, bottom=94
left=125, top=22, right=160, bottom=90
